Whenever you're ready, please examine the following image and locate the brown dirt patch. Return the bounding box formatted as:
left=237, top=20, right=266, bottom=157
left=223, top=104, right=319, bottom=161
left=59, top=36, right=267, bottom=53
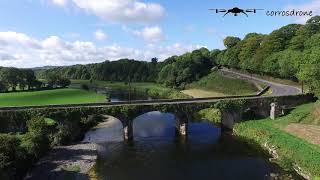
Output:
left=284, top=123, right=320, bottom=145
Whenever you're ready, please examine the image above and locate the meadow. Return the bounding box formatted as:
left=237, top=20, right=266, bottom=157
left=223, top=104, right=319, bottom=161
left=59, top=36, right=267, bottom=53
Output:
left=0, top=88, right=106, bottom=106
left=184, top=72, right=258, bottom=97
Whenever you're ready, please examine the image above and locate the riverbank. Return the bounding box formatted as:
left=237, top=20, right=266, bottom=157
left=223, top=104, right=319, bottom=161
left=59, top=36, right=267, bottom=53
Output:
left=24, top=143, right=97, bottom=180
left=71, top=80, right=191, bottom=99
left=24, top=116, right=120, bottom=180
left=234, top=102, right=320, bottom=179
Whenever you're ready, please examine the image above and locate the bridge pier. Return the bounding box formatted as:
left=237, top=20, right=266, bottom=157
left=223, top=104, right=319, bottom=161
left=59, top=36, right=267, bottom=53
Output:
left=270, top=102, right=281, bottom=120
left=221, top=110, right=242, bottom=132
left=177, top=121, right=188, bottom=136
left=175, top=114, right=188, bottom=137
left=123, top=121, right=133, bottom=142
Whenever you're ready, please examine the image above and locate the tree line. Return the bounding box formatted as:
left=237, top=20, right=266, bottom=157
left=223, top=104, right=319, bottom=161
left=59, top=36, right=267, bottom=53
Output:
left=0, top=67, right=71, bottom=92
left=0, top=67, right=42, bottom=92
left=213, top=16, right=320, bottom=96
left=37, top=16, right=320, bottom=96
left=37, top=58, right=160, bottom=82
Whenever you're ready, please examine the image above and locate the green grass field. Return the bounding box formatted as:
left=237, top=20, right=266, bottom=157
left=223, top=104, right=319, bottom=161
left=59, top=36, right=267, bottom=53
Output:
left=185, top=72, right=258, bottom=97
left=234, top=102, right=320, bottom=179
left=0, top=88, right=106, bottom=106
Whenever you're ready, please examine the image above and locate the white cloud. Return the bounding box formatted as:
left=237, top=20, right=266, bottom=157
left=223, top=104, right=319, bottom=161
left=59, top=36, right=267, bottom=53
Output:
left=94, top=30, right=107, bottom=40
left=286, top=0, right=320, bottom=23
left=50, top=0, right=68, bottom=7
left=0, top=31, right=205, bottom=68
left=71, top=0, right=165, bottom=23
left=133, top=26, right=165, bottom=43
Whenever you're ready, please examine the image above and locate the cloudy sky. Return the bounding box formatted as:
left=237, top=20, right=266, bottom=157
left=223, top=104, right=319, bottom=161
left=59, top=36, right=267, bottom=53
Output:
left=0, top=0, right=319, bottom=68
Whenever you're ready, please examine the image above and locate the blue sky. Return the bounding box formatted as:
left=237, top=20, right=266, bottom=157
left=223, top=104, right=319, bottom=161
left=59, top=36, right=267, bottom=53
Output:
left=0, top=0, right=318, bottom=67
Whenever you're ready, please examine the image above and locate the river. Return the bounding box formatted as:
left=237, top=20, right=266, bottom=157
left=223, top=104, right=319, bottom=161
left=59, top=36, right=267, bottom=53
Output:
left=83, top=112, right=301, bottom=180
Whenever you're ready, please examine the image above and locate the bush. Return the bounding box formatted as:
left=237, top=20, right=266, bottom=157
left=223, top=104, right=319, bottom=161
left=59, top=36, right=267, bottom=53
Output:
left=80, top=84, right=90, bottom=91
left=20, top=117, right=50, bottom=159
left=0, top=134, right=20, bottom=179
left=0, top=134, right=19, bottom=169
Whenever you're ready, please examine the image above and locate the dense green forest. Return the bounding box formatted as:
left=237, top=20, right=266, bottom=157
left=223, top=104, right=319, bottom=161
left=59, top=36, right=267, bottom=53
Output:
left=37, top=58, right=160, bottom=82
left=29, top=16, right=320, bottom=96
left=214, top=16, right=320, bottom=96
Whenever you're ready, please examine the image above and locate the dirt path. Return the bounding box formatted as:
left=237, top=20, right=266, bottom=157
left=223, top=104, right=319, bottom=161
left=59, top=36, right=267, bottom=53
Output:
left=284, top=124, right=320, bottom=145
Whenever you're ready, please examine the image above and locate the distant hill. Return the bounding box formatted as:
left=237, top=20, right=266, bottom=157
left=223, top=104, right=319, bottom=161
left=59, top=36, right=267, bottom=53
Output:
left=31, top=66, right=61, bottom=70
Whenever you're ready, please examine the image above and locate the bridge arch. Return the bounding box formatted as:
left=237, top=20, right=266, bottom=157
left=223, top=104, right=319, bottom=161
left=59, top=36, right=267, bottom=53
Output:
left=131, top=111, right=177, bottom=139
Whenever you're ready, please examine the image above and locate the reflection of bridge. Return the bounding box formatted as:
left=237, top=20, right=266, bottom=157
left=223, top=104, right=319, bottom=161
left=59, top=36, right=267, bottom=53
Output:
left=0, top=94, right=316, bottom=142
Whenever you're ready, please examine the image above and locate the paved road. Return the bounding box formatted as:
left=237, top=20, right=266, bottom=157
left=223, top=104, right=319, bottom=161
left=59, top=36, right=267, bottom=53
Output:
left=221, top=68, right=302, bottom=96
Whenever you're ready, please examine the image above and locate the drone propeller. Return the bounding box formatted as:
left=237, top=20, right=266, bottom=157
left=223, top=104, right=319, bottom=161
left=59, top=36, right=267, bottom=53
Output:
left=246, top=9, right=264, bottom=13
left=209, top=9, right=227, bottom=13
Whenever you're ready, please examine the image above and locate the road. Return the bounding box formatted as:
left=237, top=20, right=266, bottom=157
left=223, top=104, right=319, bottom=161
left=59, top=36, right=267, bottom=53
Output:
left=220, top=68, right=302, bottom=96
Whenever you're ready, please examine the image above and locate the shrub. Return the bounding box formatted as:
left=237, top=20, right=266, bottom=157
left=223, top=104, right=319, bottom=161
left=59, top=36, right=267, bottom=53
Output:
left=20, top=117, right=50, bottom=159
left=80, top=84, right=90, bottom=91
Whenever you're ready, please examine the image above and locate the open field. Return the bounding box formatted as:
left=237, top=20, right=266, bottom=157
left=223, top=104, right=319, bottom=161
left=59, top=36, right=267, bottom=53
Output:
left=185, top=72, right=258, bottom=97
left=181, top=89, right=226, bottom=98
left=234, top=102, right=320, bottom=179
left=71, top=80, right=190, bottom=99
left=0, top=88, right=106, bottom=106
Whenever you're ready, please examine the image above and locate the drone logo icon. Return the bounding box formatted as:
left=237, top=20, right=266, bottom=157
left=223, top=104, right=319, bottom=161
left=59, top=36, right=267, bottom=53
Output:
left=209, top=7, right=264, bottom=17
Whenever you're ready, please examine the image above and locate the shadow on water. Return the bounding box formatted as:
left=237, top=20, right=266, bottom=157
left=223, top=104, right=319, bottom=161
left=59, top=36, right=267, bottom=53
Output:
left=85, top=112, right=302, bottom=180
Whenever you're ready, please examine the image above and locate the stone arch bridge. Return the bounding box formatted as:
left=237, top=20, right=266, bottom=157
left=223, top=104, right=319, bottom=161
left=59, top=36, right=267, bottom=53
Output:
left=0, top=94, right=316, bottom=142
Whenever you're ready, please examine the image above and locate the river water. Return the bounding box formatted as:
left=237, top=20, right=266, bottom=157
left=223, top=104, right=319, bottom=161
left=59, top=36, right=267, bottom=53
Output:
left=83, top=112, right=301, bottom=180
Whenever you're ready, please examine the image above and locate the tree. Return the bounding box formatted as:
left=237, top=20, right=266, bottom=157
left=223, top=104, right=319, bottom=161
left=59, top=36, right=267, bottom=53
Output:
left=0, top=81, right=8, bottom=92
left=157, top=48, right=212, bottom=88
left=151, top=57, right=158, bottom=64
left=0, top=68, right=21, bottom=91
left=57, top=77, right=71, bottom=88
left=223, top=36, right=241, bottom=49
left=298, top=47, right=320, bottom=96
left=239, top=34, right=264, bottom=70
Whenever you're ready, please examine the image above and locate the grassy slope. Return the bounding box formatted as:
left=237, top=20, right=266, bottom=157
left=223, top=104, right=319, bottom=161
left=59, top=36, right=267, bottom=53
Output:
left=0, top=89, right=106, bottom=106
left=234, top=102, right=320, bottom=179
left=185, top=72, right=258, bottom=97
left=72, top=80, right=190, bottom=99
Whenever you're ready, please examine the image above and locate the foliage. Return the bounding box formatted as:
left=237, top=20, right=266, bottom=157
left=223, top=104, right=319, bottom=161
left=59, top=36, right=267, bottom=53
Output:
left=20, top=117, right=50, bottom=159
left=72, top=80, right=190, bottom=99
left=194, top=108, right=221, bottom=125
left=214, top=99, right=246, bottom=111
left=80, top=84, right=89, bottom=91
left=234, top=102, right=320, bottom=179
left=46, top=74, right=71, bottom=88
left=158, top=48, right=212, bottom=88
left=223, top=36, right=241, bottom=48
left=0, top=67, right=42, bottom=91
left=37, top=58, right=160, bottom=82
left=211, top=16, right=320, bottom=97
left=0, top=134, right=19, bottom=170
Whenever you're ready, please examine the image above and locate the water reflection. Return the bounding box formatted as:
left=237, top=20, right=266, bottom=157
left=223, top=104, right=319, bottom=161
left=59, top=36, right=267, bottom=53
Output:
left=108, top=90, right=152, bottom=102
left=85, top=112, right=298, bottom=180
